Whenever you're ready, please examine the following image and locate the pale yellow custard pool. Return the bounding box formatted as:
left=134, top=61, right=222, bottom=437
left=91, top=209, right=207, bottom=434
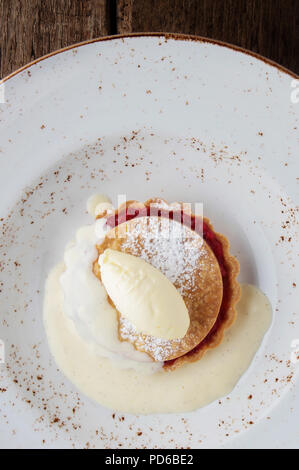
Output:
left=43, top=197, right=272, bottom=414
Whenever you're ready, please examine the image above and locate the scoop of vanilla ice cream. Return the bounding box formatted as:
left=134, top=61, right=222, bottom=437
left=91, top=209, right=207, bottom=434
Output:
left=98, top=249, right=190, bottom=340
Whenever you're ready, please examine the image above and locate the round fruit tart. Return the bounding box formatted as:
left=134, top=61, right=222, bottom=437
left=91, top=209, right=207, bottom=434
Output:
left=93, top=198, right=240, bottom=370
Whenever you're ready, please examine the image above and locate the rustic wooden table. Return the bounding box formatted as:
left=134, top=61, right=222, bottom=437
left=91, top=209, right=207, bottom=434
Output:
left=0, top=0, right=298, bottom=79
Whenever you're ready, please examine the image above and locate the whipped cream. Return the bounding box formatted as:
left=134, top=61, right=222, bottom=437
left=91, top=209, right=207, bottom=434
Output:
left=86, top=193, right=114, bottom=218
left=59, top=218, right=161, bottom=373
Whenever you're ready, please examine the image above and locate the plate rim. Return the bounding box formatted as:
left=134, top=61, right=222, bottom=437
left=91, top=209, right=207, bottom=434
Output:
left=1, top=32, right=298, bottom=84
left=0, top=30, right=298, bottom=449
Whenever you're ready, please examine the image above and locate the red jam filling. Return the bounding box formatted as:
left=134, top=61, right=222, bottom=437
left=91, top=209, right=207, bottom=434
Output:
left=106, top=206, right=231, bottom=364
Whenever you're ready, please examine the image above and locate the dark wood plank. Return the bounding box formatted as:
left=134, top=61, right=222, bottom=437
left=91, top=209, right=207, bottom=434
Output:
left=116, top=0, right=299, bottom=74
left=0, top=0, right=109, bottom=78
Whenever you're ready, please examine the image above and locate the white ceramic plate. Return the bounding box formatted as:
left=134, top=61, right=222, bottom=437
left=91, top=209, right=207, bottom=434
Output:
left=0, top=34, right=298, bottom=449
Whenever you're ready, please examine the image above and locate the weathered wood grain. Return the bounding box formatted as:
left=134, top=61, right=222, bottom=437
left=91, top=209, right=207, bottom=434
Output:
left=0, top=0, right=109, bottom=78
left=117, top=0, right=299, bottom=74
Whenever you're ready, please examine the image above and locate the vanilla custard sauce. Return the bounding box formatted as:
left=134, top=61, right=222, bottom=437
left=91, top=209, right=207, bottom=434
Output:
left=44, top=263, right=272, bottom=414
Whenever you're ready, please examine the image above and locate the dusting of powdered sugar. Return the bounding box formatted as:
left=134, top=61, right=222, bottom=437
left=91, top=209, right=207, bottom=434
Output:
left=119, top=216, right=207, bottom=361
left=120, top=317, right=182, bottom=362
left=121, top=216, right=205, bottom=295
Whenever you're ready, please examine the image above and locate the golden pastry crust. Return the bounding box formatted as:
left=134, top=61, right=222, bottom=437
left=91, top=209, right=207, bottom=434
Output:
left=167, top=216, right=240, bottom=370
left=93, top=198, right=240, bottom=369
left=94, top=214, right=223, bottom=362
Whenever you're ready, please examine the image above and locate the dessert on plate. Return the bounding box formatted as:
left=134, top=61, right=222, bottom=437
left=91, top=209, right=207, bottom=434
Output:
left=43, top=194, right=271, bottom=414
left=93, top=198, right=240, bottom=368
